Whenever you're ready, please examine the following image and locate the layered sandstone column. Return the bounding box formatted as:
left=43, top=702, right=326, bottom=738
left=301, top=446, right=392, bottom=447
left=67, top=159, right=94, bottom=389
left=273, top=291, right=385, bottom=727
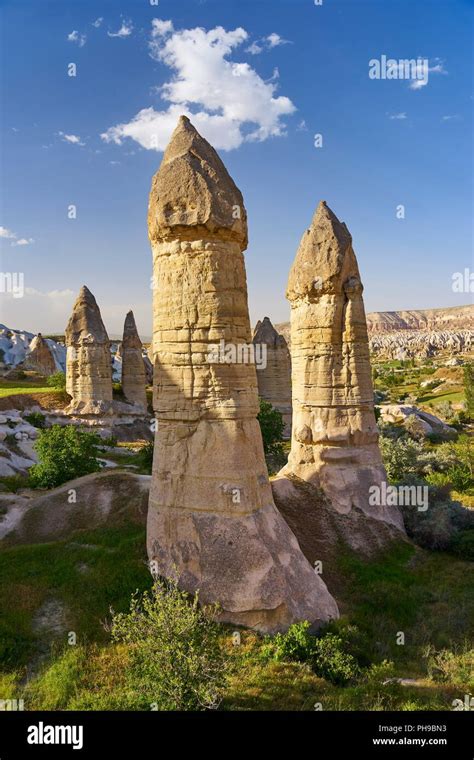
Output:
left=280, top=201, right=403, bottom=529
left=147, top=116, right=338, bottom=633
left=121, top=310, right=147, bottom=412
left=65, top=285, right=113, bottom=415
left=253, top=317, right=292, bottom=437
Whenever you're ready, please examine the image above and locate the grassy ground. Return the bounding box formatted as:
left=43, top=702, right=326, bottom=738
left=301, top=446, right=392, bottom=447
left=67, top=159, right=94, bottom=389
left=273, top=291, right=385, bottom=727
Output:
left=0, top=380, right=52, bottom=398
left=0, top=527, right=471, bottom=711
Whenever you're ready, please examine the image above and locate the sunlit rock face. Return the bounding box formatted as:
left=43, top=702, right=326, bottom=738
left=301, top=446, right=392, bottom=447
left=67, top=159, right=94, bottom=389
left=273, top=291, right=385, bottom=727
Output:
left=121, top=310, right=147, bottom=413
left=65, top=286, right=113, bottom=415
left=252, top=316, right=292, bottom=438
left=147, top=116, right=338, bottom=633
left=280, top=201, right=404, bottom=531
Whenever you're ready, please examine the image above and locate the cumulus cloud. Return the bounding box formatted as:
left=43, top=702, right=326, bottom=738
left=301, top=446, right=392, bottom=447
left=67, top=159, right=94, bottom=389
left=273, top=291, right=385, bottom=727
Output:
left=388, top=112, right=407, bottom=119
left=101, top=20, right=296, bottom=151
left=11, top=238, right=34, bottom=247
left=246, top=32, right=291, bottom=55
left=107, top=20, right=133, bottom=38
left=59, top=132, right=85, bottom=146
left=92, top=17, right=103, bottom=28
left=0, top=226, right=34, bottom=246
left=67, top=30, right=86, bottom=47
left=0, top=226, right=16, bottom=239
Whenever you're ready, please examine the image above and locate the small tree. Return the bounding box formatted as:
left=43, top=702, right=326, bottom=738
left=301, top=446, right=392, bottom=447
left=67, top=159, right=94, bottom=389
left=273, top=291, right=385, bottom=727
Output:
left=46, top=371, right=66, bottom=390
left=257, top=399, right=284, bottom=455
left=29, top=425, right=103, bottom=488
left=110, top=578, right=229, bottom=710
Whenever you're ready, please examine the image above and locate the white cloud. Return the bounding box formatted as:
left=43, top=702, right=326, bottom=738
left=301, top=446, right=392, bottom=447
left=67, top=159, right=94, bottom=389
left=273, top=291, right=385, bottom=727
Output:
left=246, top=32, right=291, bottom=55
left=442, top=114, right=460, bottom=121
left=108, top=20, right=133, bottom=38
left=92, top=17, right=103, bottom=28
left=59, top=132, right=85, bottom=146
left=11, top=238, right=34, bottom=247
left=101, top=20, right=296, bottom=152
left=151, top=19, right=173, bottom=37
left=67, top=30, right=86, bottom=47
left=266, top=33, right=290, bottom=49
left=0, top=227, right=33, bottom=245
left=246, top=41, right=263, bottom=55
left=388, top=112, right=407, bottom=119
left=409, top=58, right=447, bottom=90
left=0, top=226, right=16, bottom=239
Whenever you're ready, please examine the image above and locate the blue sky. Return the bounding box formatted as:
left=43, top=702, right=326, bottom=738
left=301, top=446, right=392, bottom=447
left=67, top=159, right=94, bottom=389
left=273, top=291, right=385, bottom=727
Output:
left=1, top=0, right=472, bottom=337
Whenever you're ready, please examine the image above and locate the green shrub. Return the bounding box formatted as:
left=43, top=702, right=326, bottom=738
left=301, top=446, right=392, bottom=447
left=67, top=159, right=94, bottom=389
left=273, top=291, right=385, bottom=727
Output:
left=46, top=371, right=66, bottom=390
left=257, top=399, right=284, bottom=455
left=425, top=644, right=474, bottom=691
left=463, top=363, right=474, bottom=420
left=0, top=474, right=29, bottom=492
left=29, top=425, right=103, bottom=488
left=136, top=441, right=154, bottom=474
left=101, top=435, right=118, bottom=448
left=263, top=622, right=360, bottom=685
left=110, top=578, right=229, bottom=710
left=23, top=412, right=46, bottom=429
left=380, top=437, right=429, bottom=481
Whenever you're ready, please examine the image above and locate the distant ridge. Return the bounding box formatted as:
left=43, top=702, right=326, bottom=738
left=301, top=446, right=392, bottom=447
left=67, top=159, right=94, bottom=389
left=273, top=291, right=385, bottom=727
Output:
left=275, top=304, right=474, bottom=343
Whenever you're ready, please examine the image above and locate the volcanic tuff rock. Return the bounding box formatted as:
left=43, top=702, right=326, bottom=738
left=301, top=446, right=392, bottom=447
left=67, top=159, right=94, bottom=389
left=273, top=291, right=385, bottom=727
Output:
left=147, top=116, right=338, bottom=633
left=277, top=304, right=474, bottom=360
left=65, top=286, right=113, bottom=415
left=121, top=311, right=147, bottom=412
left=252, top=317, right=292, bottom=437
left=280, top=201, right=404, bottom=530
left=23, top=333, right=57, bottom=375
left=366, top=305, right=474, bottom=334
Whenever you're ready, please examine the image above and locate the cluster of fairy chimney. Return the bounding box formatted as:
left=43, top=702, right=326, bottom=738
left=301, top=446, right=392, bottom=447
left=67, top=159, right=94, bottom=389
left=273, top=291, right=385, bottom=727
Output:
left=37, top=114, right=404, bottom=633
left=64, top=290, right=148, bottom=415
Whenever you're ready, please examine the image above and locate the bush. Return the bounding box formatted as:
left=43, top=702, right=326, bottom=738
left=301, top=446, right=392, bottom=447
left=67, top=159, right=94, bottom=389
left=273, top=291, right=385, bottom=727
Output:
left=425, top=644, right=474, bottom=691
left=136, top=441, right=154, bottom=474
left=110, top=578, right=229, bottom=710
left=399, top=478, right=474, bottom=551
left=23, top=412, right=46, bottom=429
left=29, top=425, right=103, bottom=488
left=380, top=436, right=431, bottom=481
left=257, top=399, right=284, bottom=455
left=46, top=372, right=66, bottom=390
left=263, top=622, right=360, bottom=685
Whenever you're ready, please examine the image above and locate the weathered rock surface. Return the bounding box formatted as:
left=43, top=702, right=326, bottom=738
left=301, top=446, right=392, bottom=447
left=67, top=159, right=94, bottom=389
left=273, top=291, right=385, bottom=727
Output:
left=23, top=333, right=57, bottom=375
left=0, top=325, right=66, bottom=372
left=121, top=311, right=148, bottom=412
left=366, top=305, right=474, bottom=334
left=65, top=286, right=113, bottom=415
left=380, top=404, right=458, bottom=440
left=368, top=329, right=473, bottom=360
left=252, top=317, right=292, bottom=437
left=0, top=471, right=149, bottom=546
left=147, top=116, right=338, bottom=633
left=280, top=201, right=404, bottom=531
